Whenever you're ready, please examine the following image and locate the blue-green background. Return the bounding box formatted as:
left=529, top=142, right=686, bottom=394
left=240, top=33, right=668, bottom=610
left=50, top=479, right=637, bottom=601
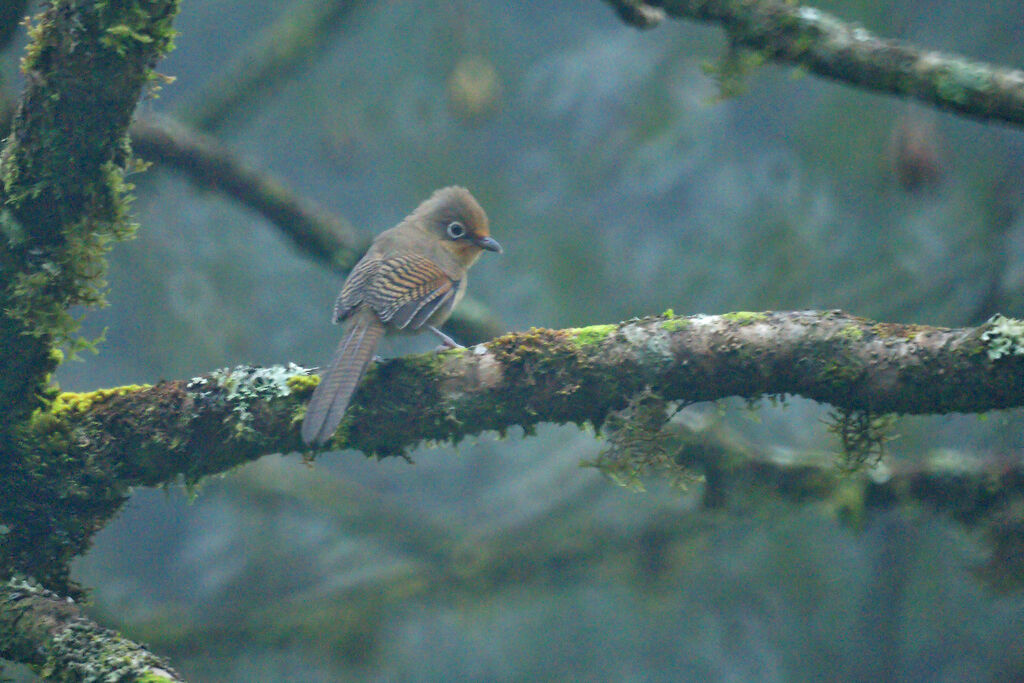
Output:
left=5, top=1, right=1024, bottom=680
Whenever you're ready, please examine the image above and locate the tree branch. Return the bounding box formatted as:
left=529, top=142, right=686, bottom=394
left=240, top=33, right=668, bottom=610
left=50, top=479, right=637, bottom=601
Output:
left=0, top=577, right=181, bottom=681
left=9, top=309, right=1019, bottom=590
left=606, top=0, right=1024, bottom=128
left=130, top=115, right=364, bottom=269
left=8, top=309, right=1024, bottom=660
left=41, top=311, right=1024, bottom=478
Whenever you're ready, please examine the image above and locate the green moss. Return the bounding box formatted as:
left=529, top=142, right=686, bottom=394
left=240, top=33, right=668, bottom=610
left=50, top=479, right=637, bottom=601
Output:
left=869, top=322, right=927, bottom=340
left=340, top=353, right=452, bottom=456
left=583, top=391, right=702, bottom=492
left=838, top=324, right=864, bottom=341
left=661, top=317, right=690, bottom=332
left=722, top=311, right=768, bottom=325
left=818, top=359, right=861, bottom=388
left=826, top=408, right=895, bottom=473
left=572, top=324, right=617, bottom=346
left=0, top=0, right=182, bottom=424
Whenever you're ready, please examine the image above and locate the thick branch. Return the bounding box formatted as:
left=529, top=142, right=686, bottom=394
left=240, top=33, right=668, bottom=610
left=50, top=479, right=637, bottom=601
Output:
left=43, top=311, right=1024, bottom=482
left=609, top=0, right=1024, bottom=128
left=0, top=578, right=181, bottom=681
left=10, top=310, right=1024, bottom=623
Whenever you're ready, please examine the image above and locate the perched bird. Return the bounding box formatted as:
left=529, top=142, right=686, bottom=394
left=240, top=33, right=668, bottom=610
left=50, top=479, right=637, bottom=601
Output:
left=301, top=186, right=501, bottom=446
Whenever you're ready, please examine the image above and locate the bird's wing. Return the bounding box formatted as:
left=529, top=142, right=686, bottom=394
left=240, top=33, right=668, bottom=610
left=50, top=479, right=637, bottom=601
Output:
left=333, top=256, right=381, bottom=323
left=362, top=253, right=459, bottom=330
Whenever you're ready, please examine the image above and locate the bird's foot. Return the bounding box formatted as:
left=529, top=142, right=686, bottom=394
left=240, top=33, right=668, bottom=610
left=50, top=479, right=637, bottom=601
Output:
left=427, top=325, right=464, bottom=350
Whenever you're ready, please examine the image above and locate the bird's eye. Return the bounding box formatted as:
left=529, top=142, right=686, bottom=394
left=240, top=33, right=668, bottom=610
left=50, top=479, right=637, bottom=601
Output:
left=446, top=221, right=466, bottom=239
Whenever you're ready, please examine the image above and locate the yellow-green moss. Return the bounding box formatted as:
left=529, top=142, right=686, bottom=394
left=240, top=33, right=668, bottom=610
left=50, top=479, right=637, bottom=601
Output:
left=722, top=311, right=768, bottom=325
left=572, top=324, right=617, bottom=346
left=838, top=324, right=864, bottom=341
left=50, top=384, right=151, bottom=416
left=286, top=373, right=320, bottom=393
left=661, top=317, right=690, bottom=332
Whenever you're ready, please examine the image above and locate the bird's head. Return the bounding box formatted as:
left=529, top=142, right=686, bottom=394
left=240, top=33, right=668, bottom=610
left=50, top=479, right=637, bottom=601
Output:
left=415, top=186, right=501, bottom=268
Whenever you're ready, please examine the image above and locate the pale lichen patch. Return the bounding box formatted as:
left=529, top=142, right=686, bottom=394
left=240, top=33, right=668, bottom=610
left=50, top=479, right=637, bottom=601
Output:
left=981, top=314, right=1024, bottom=360
left=188, top=363, right=308, bottom=426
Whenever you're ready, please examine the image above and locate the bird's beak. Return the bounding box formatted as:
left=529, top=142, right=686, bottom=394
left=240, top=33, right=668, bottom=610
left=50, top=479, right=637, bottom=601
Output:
left=474, top=235, right=503, bottom=253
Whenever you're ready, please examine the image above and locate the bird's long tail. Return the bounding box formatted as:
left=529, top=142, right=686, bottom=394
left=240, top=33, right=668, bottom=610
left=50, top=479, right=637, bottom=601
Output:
left=302, top=306, right=385, bottom=446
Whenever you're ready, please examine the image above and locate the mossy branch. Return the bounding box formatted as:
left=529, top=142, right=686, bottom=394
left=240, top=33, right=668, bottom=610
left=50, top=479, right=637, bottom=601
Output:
left=6, top=309, right=1024, bottom=665
left=606, top=0, right=1024, bottom=128
left=36, top=311, right=1024, bottom=479
left=0, top=577, right=182, bottom=682
left=0, top=0, right=180, bottom=424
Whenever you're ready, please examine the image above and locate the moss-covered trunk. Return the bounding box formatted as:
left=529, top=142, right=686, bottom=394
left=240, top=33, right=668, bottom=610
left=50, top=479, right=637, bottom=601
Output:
left=0, top=0, right=180, bottom=592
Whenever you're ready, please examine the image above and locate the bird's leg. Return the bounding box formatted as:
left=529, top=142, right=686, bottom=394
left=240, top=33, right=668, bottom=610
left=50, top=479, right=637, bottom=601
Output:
left=427, top=325, right=464, bottom=349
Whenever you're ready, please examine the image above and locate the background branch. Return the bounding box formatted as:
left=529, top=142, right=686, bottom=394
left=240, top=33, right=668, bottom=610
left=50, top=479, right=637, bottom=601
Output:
left=130, top=115, right=364, bottom=269
left=0, top=578, right=181, bottom=682
left=607, top=0, right=1024, bottom=127
left=110, top=440, right=1024, bottom=658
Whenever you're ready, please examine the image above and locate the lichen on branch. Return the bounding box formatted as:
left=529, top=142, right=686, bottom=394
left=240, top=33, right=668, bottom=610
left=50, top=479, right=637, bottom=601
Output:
left=0, top=577, right=181, bottom=681
left=41, top=310, right=1024, bottom=478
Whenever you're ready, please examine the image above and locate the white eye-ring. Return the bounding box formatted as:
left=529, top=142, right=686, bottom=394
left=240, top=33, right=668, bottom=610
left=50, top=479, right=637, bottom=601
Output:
left=446, top=221, right=466, bottom=239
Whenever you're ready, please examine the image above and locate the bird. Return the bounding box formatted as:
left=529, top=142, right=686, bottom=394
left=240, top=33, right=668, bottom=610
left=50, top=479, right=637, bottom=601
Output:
left=301, top=186, right=501, bottom=446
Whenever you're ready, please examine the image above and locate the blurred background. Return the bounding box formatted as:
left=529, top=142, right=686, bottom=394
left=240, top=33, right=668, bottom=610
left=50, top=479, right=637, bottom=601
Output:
left=5, top=0, right=1024, bottom=680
